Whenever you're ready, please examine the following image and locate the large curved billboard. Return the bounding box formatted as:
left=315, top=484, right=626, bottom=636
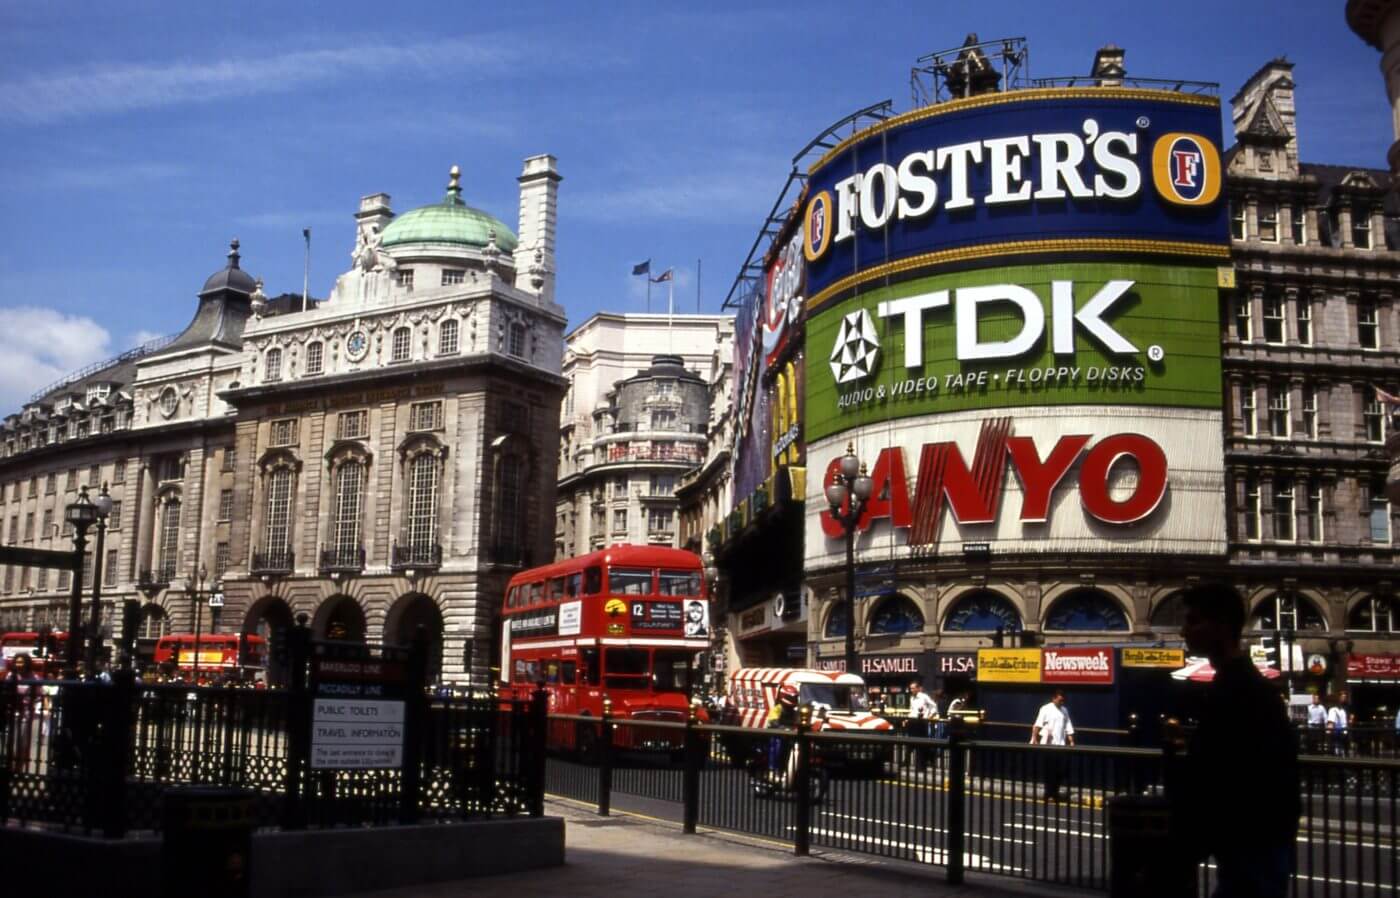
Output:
left=803, top=88, right=1230, bottom=566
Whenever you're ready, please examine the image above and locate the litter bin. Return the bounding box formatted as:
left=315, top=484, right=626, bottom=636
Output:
left=1106, top=794, right=1196, bottom=898
left=161, top=786, right=255, bottom=898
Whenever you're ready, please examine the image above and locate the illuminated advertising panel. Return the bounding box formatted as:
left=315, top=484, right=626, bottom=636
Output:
left=803, top=89, right=1229, bottom=566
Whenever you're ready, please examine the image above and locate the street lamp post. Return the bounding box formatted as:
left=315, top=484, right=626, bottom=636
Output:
left=85, top=483, right=114, bottom=677
left=191, top=562, right=208, bottom=684
left=63, top=486, right=99, bottom=676
left=825, top=443, right=873, bottom=678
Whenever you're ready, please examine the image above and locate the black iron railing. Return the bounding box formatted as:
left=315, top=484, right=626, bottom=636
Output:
left=251, top=549, right=294, bottom=575
left=137, top=566, right=174, bottom=590
left=391, top=542, right=442, bottom=570
left=542, top=715, right=1400, bottom=896
left=318, top=544, right=365, bottom=574
left=0, top=636, right=547, bottom=837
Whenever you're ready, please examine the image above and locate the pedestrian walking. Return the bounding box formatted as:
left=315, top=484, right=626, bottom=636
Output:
left=1030, top=689, right=1074, bottom=801
left=1326, top=694, right=1350, bottom=757
left=905, top=680, right=937, bottom=770
left=1171, top=582, right=1298, bottom=898
left=1306, top=693, right=1327, bottom=754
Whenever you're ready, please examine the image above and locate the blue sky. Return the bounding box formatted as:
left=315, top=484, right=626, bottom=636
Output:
left=0, top=1, right=1383, bottom=409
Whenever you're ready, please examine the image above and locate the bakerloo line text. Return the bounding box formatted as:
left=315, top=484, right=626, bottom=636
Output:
left=819, top=428, right=1169, bottom=541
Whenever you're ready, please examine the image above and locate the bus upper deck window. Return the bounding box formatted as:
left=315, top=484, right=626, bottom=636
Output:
left=565, top=572, right=582, bottom=597
left=583, top=566, right=602, bottom=595
left=547, top=578, right=565, bottom=601
left=610, top=567, right=653, bottom=595
left=658, top=570, right=701, bottom=596
left=528, top=582, right=543, bottom=604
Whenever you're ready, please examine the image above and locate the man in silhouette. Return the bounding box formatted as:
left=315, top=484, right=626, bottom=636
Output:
left=1176, top=583, right=1299, bottom=898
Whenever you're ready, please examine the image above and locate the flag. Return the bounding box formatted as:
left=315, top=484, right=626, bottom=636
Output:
left=303, top=227, right=311, bottom=241
left=631, top=260, right=651, bottom=276
left=651, top=268, right=673, bottom=283
left=1376, top=384, right=1400, bottom=406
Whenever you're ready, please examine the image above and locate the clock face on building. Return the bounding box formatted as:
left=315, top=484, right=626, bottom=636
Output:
left=346, top=330, right=369, bottom=362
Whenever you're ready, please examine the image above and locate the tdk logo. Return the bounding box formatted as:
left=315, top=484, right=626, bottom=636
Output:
left=829, top=309, right=880, bottom=384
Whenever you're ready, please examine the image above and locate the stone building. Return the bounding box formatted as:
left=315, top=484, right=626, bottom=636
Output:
left=1220, top=60, right=1399, bottom=710
left=0, top=158, right=567, bottom=685
left=555, top=313, right=732, bottom=558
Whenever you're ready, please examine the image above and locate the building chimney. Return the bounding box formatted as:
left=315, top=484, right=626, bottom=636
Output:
left=1092, top=45, right=1126, bottom=87
left=514, top=155, right=562, bottom=304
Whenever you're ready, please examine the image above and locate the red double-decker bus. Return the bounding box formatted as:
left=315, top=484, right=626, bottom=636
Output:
left=500, top=544, right=710, bottom=755
left=152, top=633, right=267, bottom=682
left=0, top=631, right=69, bottom=676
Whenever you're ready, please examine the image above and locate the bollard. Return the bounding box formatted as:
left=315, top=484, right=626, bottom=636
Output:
left=161, top=787, right=256, bottom=898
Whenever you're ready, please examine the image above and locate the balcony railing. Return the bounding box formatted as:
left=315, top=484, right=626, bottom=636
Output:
left=391, top=542, right=442, bottom=571
left=489, top=544, right=532, bottom=568
left=251, top=549, right=294, bottom=575
left=137, top=566, right=174, bottom=590
left=318, top=545, right=365, bottom=574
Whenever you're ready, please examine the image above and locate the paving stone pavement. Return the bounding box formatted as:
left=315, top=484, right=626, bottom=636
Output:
left=346, top=799, right=1096, bottom=898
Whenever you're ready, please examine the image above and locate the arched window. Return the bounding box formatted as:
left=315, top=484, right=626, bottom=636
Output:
left=824, top=602, right=849, bottom=638
left=391, top=327, right=411, bottom=363
left=264, top=348, right=282, bottom=382
left=405, top=454, right=440, bottom=558
left=157, top=497, right=181, bottom=580
left=331, top=461, right=364, bottom=567
left=1348, top=596, right=1399, bottom=633
left=496, top=454, right=523, bottom=552
left=264, top=468, right=293, bottom=559
left=1149, top=592, right=1188, bottom=629
left=140, top=604, right=169, bottom=640
left=439, top=319, right=459, bottom=355
left=305, top=341, right=324, bottom=376
left=1044, top=589, right=1130, bottom=631
left=868, top=595, right=924, bottom=635
left=943, top=590, right=1022, bottom=632
left=1250, top=592, right=1326, bottom=632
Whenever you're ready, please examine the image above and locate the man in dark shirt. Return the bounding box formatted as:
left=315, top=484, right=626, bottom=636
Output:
left=1176, top=583, right=1300, bottom=898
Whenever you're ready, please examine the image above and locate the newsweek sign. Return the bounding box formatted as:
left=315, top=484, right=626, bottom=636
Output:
left=1041, top=648, right=1114, bottom=685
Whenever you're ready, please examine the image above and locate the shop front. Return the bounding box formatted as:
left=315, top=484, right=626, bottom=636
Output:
left=1345, top=653, right=1400, bottom=727
left=813, top=651, right=931, bottom=713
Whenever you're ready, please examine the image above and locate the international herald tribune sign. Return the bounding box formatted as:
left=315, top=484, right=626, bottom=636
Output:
left=310, top=652, right=409, bottom=770
left=803, top=89, right=1229, bottom=566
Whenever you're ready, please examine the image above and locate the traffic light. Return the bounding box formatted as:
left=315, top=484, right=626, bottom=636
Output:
left=270, top=625, right=289, bottom=667
left=36, top=624, right=52, bottom=658
left=121, top=600, right=141, bottom=662
left=993, top=626, right=1005, bottom=648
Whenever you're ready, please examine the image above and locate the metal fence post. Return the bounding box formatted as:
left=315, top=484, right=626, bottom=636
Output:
left=528, top=689, right=548, bottom=817
left=598, top=698, right=613, bottom=817
left=100, top=669, right=135, bottom=837
left=0, top=678, right=15, bottom=822
left=946, top=718, right=967, bottom=884
left=682, top=703, right=701, bottom=834
left=281, top=617, right=311, bottom=830
left=400, top=629, right=430, bottom=825
left=793, top=707, right=812, bottom=857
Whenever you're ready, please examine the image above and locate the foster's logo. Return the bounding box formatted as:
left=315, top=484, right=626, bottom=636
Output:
left=1151, top=132, right=1220, bottom=206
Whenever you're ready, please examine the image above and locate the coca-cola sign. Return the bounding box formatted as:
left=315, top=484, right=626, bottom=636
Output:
left=1041, top=648, right=1114, bottom=685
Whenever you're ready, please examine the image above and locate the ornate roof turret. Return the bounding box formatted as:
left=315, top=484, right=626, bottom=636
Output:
left=379, top=165, right=519, bottom=251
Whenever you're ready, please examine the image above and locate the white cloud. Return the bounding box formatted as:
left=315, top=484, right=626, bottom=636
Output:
left=128, top=329, right=166, bottom=348
left=0, top=37, right=521, bottom=125
left=0, top=307, right=112, bottom=410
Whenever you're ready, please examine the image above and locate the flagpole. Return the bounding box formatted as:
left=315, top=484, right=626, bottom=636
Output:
left=302, top=228, right=311, bottom=312
left=696, top=258, right=702, bottom=313
left=647, top=276, right=652, bottom=314
left=668, top=272, right=674, bottom=352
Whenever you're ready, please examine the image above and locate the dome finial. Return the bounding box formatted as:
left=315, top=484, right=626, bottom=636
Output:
left=228, top=238, right=241, bottom=269
left=445, top=164, right=463, bottom=205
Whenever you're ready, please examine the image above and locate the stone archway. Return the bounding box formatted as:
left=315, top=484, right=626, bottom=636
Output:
left=313, top=595, right=367, bottom=643
left=243, top=595, right=294, bottom=686
left=385, top=592, right=445, bottom=682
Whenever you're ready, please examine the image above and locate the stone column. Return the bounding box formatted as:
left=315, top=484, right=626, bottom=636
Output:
left=1347, top=0, right=1400, bottom=172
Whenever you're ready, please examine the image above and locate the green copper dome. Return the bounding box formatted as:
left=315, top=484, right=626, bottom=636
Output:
left=380, top=165, right=518, bottom=252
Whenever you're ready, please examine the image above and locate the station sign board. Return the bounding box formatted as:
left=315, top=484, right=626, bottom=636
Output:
left=310, top=650, right=409, bottom=770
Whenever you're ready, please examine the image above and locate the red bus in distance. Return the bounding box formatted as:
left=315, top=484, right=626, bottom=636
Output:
left=0, top=631, right=70, bottom=676
left=152, top=633, right=267, bottom=682
left=499, top=544, right=710, bottom=755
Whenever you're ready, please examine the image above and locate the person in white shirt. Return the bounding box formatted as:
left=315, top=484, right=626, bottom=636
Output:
left=1306, top=693, right=1328, bottom=753
left=905, top=681, right=938, bottom=770
left=1326, top=695, right=1350, bottom=757
left=1030, top=690, right=1075, bottom=801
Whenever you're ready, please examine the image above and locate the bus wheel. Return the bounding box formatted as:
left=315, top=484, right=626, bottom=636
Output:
left=576, top=722, right=600, bottom=765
